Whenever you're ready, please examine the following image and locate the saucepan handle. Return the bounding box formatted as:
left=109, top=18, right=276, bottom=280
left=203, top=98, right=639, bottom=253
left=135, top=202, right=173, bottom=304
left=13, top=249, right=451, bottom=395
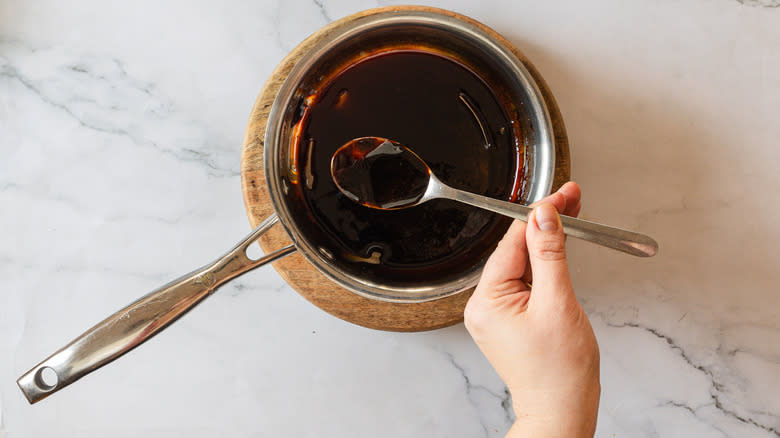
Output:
left=17, top=214, right=296, bottom=404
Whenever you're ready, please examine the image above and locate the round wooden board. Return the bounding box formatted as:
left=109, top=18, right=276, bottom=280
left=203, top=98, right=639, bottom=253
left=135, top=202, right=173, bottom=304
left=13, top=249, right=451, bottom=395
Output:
left=240, top=6, right=570, bottom=332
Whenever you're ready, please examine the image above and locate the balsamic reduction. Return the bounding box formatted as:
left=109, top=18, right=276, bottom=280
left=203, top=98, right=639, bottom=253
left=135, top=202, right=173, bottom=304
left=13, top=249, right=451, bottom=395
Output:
left=331, top=137, right=431, bottom=210
left=294, top=49, right=522, bottom=284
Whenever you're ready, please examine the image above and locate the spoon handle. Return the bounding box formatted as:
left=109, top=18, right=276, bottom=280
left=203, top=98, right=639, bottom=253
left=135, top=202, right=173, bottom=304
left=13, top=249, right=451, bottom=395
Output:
left=442, top=186, right=658, bottom=257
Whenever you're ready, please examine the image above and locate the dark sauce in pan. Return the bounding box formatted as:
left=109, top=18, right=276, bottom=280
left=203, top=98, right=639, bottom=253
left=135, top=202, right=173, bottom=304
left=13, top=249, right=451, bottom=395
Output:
left=292, top=49, right=523, bottom=284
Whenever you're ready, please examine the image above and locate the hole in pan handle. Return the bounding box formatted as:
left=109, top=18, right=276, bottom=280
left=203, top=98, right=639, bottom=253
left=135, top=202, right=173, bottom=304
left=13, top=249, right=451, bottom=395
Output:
left=17, top=213, right=296, bottom=404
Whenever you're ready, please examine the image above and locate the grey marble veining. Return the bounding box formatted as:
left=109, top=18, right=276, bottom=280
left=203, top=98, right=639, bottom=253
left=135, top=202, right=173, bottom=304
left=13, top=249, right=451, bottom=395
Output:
left=1, top=1, right=778, bottom=437
left=737, top=0, right=780, bottom=7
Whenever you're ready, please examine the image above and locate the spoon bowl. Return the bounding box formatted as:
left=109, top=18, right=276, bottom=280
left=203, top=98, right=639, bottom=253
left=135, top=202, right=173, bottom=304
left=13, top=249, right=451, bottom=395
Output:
left=330, top=137, right=431, bottom=209
left=332, top=137, right=658, bottom=257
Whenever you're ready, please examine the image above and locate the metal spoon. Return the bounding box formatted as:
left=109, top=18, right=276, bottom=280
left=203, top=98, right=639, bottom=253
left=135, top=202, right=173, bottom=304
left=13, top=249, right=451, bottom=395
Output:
left=331, top=137, right=658, bottom=257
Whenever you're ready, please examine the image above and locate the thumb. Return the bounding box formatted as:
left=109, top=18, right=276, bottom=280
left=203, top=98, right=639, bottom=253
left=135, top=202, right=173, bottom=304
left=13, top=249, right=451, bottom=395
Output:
left=526, top=203, right=575, bottom=309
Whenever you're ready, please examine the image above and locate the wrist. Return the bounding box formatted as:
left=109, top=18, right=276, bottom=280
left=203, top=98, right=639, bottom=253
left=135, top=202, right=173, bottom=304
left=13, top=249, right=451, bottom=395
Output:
left=508, top=383, right=600, bottom=438
left=508, top=411, right=597, bottom=438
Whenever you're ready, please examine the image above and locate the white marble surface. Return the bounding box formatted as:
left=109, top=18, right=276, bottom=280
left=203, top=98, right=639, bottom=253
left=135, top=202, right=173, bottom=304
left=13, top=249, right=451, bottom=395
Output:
left=1, top=0, right=778, bottom=437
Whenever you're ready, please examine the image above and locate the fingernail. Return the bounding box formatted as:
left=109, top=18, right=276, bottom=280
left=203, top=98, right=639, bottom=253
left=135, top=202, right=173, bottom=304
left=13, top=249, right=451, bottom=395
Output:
left=535, top=204, right=559, bottom=231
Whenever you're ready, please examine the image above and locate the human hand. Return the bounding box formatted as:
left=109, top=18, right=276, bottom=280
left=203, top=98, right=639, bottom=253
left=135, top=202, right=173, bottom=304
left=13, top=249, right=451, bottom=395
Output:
left=464, top=182, right=600, bottom=438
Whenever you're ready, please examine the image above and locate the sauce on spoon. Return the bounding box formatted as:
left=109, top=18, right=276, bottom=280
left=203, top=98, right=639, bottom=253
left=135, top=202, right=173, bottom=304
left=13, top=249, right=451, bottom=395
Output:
left=331, top=137, right=431, bottom=209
